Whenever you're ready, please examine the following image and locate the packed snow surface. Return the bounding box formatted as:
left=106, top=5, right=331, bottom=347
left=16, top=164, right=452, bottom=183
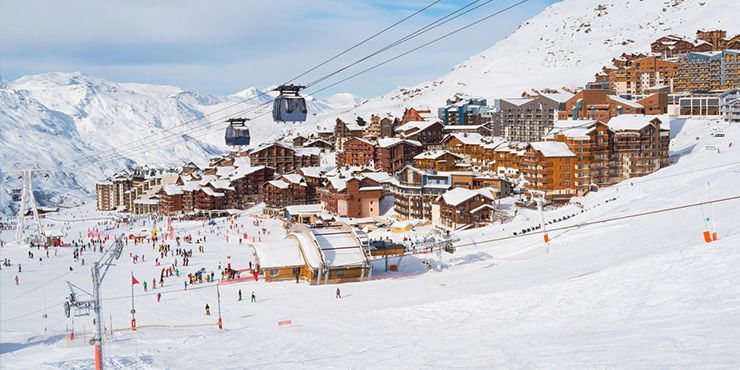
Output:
left=1, top=118, right=739, bottom=368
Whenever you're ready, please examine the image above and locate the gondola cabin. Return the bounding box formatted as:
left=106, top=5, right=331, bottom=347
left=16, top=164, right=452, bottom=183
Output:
left=225, top=118, right=251, bottom=146
left=273, top=84, right=307, bottom=122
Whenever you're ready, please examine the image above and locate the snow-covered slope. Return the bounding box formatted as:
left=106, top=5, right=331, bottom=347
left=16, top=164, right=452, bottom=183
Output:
left=0, top=72, right=360, bottom=214
left=1, top=118, right=739, bottom=368
left=351, top=0, right=739, bottom=114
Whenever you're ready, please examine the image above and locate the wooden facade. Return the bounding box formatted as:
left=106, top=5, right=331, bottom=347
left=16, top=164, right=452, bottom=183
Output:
left=413, top=150, right=464, bottom=172
left=374, top=139, right=423, bottom=174
left=521, top=142, right=577, bottom=200
left=243, top=143, right=319, bottom=175
left=336, top=137, right=376, bottom=168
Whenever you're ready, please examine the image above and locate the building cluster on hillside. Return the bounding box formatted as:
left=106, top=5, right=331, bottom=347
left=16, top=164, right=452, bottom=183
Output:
left=590, top=29, right=739, bottom=122
left=96, top=29, right=737, bottom=234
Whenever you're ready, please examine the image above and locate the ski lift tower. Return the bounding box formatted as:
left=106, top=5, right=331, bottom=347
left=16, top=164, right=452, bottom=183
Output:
left=64, top=235, right=125, bottom=370
left=530, top=190, right=550, bottom=245
left=3, top=162, right=47, bottom=246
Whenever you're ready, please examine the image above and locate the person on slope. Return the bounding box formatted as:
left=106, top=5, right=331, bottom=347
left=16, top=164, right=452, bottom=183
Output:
left=250, top=291, right=256, bottom=303
left=143, top=281, right=148, bottom=291
left=205, top=304, right=211, bottom=315
left=238, top=289, right=242, bottom=301
left=157, top=293, right=161, bottom=303
left=336, top=287, right=341, bottom=299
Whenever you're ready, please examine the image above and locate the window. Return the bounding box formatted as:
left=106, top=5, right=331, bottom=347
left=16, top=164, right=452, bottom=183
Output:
left=270, top=269, right=279, bottom=276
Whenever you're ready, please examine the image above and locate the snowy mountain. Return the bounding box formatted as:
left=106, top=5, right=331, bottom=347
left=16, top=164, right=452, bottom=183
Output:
left=351, top=0, right=739, bottom=114
left=1, top=0, right=738, bottom=215
left=0, top=72, right=360, bottom=215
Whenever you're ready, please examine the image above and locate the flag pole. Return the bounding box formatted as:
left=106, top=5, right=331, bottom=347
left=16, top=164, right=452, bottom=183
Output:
left=130, top=272, right=136, bottom=331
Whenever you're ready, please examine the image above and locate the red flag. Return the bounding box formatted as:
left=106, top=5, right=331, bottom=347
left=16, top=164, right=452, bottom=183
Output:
left=132, top=275, right=140, bottom=285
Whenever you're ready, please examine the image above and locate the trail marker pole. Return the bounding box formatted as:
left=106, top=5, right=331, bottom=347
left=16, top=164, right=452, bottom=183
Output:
left=216, top=285, right=223, bottom=329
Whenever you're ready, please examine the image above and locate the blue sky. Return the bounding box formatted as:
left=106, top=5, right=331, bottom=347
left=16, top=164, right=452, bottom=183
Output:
left=0, top=0, right=559, bottom=98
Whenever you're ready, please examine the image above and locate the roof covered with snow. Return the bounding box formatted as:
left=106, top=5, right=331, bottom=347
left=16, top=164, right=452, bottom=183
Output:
left=540, top=92, right=574, bottom=103
left=444, top=132, right=484, bottom=146
left=285, top=204, right=322, bottom=215
left=161, top=184, right=183, bottom=196
left=377, top=138, right=422, bottom=148
left=414, top=150, right=464, bottom=160
left=253, top=238, right=305, bottom=268
left=529, top=142, right=576, bottom=157
left=440, top=187, right=495, bottom=206
left=607, top=114, right=664, bottom=131
left=608, top=95, right=644, bottom=109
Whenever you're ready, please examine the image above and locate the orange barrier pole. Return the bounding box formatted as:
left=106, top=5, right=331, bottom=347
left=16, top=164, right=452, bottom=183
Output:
left=94, top=344, right=102, bottom=370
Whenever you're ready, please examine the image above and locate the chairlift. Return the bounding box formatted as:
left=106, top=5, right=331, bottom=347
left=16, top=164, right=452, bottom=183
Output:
left=224, top=118, right=251, bottom=146
left=272, top=85, right=307, bottom=122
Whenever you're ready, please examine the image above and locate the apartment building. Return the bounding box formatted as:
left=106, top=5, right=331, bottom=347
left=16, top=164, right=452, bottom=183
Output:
left=336, top=137, right=376, bottom=168
left=263, top=174, right=308, bottom=210
left=558, top=89, right=645, bottom=122
left=608, top=56, right=677, bottom=95
left=241, top=143, right=320, bottom=174
left=521, top=141, right=577, bottom=200
left=333, top=116, right=368, bottom=151
left=374, top=138, right=423, bottom=174
left=432, top=187, right=498, bottom=231
left=720, top=88, right=740, bottom=123
left=395, top=120, right=445, bottom=149
left=442, top=133, right=486, bottom=168
left=545, top=120, right=618, bottom=194
left=607, top=115, right=670, bottom=180
left=413, top=150, right=464, bottom=172
left=491, top=94, right=571, bottom=142
left=437, top=97, right=493, bottom=126
left=674, top=50, right=740, bottom=92
left=319, top=175, right=382, bottom=218
left=391, top=166, right=451, bottom=220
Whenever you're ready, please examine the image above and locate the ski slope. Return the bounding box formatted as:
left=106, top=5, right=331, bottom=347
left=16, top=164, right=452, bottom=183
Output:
left=1, top=118, right=739, bottom=368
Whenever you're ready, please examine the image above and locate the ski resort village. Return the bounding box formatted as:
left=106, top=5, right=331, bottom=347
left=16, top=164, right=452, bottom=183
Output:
left=1, top=0, right=740, bottom=368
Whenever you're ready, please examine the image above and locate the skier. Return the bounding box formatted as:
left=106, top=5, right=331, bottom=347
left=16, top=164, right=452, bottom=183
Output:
left=15, top=275, right=19, bottom=285
left=238, top=289, right=242, bottom=301
left=205, top=304, right=211, bottom=315
left=336, top=287, right=341, bottom=299
left=18, top=264, right=21, bottom=273
left=250, top=291, right=256, bottom=303
left=184, top=281, right=188, bottom=290
left=143, top=281, right=148, bottom=291
left=157, top=293, right=161, bottom=302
